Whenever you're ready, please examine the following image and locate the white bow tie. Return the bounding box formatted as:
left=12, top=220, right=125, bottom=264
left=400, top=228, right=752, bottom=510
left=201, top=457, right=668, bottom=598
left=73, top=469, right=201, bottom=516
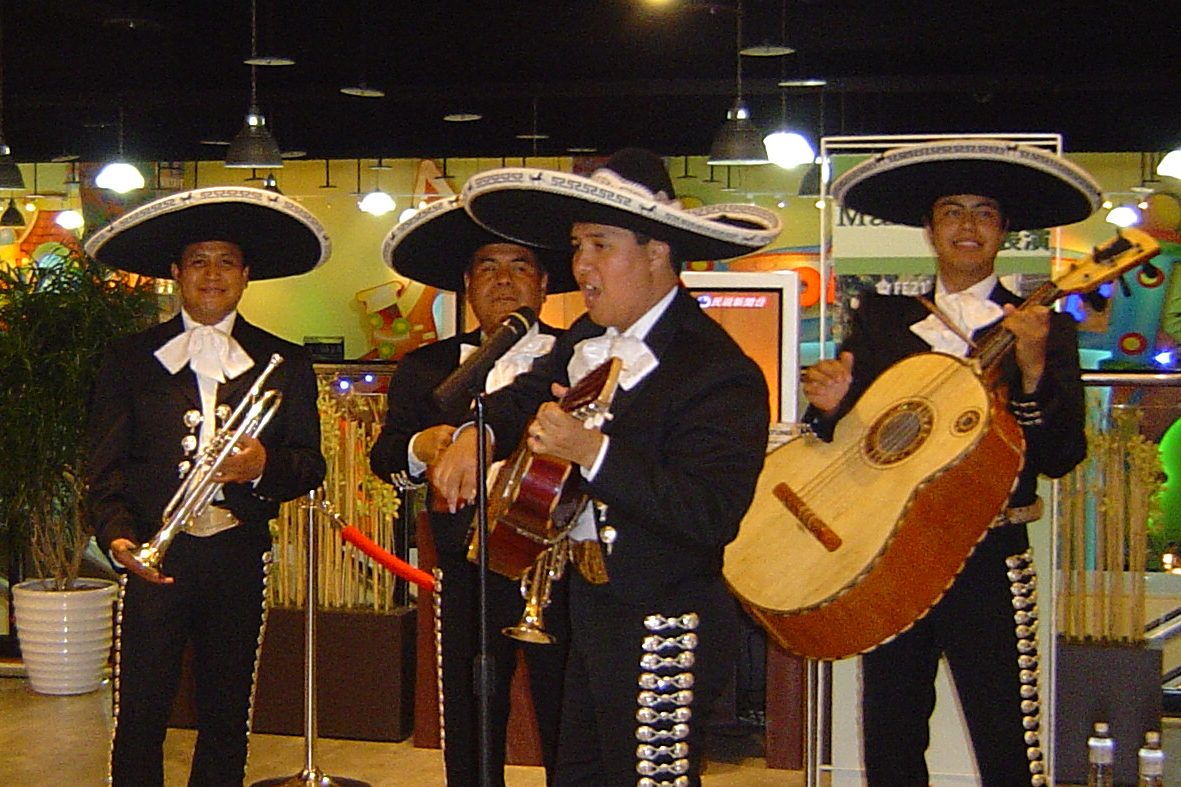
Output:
left=910, top=291, right=1003, bottom=357
left=460, top=326, right=556, bottom=394
left=568, top=327, right=658, bottom=391
left=155, top=324, right=254, bottom=382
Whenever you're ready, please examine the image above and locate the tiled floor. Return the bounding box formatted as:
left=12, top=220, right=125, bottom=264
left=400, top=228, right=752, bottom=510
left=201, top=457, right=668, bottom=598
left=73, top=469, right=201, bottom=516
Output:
left=0, top=675, right=797, bottom=787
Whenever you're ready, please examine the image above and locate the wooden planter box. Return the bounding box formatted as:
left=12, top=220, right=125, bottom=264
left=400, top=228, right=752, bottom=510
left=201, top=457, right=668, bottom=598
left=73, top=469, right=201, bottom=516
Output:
left=171, top=605, right=416, bottom=742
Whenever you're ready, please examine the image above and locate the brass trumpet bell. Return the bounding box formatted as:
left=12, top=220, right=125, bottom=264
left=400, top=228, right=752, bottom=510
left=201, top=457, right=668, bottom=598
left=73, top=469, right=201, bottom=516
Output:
left=503, top=540, right=566, bottom=645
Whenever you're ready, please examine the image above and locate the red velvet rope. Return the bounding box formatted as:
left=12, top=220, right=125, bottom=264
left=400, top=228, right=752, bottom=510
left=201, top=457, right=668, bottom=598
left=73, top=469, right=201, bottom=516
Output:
left=339, top=525, right=435, bottom=591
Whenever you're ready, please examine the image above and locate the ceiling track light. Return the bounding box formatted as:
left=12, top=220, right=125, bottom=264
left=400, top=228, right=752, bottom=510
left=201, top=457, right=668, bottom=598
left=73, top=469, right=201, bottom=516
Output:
left=225, top=0, right=283, bottom=169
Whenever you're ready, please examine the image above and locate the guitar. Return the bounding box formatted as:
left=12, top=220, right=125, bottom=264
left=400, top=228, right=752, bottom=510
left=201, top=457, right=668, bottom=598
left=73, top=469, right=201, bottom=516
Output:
left=469, top=357, right=623, bottom=579
left=723, top=228, right=1162, bottom=660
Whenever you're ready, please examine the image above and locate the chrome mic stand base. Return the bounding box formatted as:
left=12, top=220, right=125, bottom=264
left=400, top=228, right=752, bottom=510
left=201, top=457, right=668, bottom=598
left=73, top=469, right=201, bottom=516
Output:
left=251, top=769, right=370, bottom=787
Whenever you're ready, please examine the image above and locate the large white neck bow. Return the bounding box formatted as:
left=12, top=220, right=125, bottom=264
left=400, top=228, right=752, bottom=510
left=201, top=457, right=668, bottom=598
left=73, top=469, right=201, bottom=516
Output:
left=910, top=290, right=1004, bottom=357
left=460, top=324, right=556, bottom=394
left=568, top=327, right=658, bottom=391
left=155, top=324, right=254, bottom=382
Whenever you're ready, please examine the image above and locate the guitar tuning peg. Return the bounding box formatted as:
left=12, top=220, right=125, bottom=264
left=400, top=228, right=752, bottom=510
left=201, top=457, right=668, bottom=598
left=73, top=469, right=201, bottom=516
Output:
left=1118, top=275, right=1132, bottom=299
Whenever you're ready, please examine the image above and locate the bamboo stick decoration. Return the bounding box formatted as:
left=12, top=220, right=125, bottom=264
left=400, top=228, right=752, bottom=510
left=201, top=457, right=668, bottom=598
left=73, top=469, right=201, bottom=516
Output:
left=1059, top=400, right=1164, bottom=645
left=268, top=372, right=403, bottom=612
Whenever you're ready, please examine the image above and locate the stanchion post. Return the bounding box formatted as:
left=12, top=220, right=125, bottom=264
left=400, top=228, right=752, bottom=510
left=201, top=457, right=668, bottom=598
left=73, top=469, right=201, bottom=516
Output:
left=249, top=488, right=372, bottom=787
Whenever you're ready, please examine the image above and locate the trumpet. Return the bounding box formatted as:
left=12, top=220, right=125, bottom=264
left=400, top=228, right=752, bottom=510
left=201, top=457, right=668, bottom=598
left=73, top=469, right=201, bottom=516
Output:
left=131, top=353, right=285, bottom=570
left=503, top=539, right=568, bottom=645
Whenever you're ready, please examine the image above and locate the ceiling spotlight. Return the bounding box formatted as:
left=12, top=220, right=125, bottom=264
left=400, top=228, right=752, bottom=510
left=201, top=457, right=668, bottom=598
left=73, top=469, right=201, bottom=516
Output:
left=444, top=112, right=483, bottom=122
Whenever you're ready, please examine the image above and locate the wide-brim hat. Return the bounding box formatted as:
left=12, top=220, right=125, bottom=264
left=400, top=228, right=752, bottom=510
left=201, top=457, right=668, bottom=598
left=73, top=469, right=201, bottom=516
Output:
left=831, top=139, right=1102, bottom=232
left=382, top=195, right=576, bottom=293
left=461, top=148, right=781, bottom=262
left=84, top=186, right=331, bottom=280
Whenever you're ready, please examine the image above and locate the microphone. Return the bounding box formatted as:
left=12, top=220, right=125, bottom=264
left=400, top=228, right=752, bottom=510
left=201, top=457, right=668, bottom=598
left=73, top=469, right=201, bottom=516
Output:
left=432, top=306, right=537, bottom=409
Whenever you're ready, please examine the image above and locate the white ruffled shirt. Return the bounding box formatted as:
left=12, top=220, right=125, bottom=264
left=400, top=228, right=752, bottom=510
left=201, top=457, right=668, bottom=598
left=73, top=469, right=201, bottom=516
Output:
left=154, top=310, right=254, bottom=448
left=407, top=323, right=556, bottom=476
left=566, top=285, right=674, bottom=541
left=909, top=275, right=1003, bottom=357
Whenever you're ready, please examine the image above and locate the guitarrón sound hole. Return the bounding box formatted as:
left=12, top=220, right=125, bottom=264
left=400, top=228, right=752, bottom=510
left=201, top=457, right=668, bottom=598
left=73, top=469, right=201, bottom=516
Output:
left=864, top=400, right=934, bottom=466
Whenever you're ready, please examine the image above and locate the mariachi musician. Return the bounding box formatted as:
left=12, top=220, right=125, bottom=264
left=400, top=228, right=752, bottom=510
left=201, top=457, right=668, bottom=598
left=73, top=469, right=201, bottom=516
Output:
left=431, top=149, right=781, bottom=787
left=803, top=139, right=1096, bottom=787
left=85, top=187, right=329, bottom=787
left=368, top=196, right=576, bottom=787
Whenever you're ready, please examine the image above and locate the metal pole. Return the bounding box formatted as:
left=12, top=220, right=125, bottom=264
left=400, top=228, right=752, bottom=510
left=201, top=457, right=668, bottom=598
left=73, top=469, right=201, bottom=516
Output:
left=249, top=489, right=370, bottom=787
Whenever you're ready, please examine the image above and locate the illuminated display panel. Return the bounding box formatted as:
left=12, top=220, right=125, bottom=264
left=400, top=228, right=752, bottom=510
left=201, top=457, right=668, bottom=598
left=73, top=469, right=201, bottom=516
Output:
left=681, top=271, right=800, bottom=422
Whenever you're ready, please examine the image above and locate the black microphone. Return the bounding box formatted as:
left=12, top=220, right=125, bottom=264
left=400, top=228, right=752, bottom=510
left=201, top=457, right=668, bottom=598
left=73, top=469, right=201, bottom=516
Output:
left=432, top=307, right=538, bottom=410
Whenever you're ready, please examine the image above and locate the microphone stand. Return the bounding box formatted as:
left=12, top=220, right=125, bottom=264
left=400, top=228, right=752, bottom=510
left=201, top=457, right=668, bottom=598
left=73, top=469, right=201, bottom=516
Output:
left=250, top=489, right=370, bottom=787
left=473, top=392, right=495, bottom=787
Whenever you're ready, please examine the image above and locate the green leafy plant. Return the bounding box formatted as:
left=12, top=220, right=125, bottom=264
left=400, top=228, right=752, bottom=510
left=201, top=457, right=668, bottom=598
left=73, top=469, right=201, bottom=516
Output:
left=0, top=244, right=157, bottom=589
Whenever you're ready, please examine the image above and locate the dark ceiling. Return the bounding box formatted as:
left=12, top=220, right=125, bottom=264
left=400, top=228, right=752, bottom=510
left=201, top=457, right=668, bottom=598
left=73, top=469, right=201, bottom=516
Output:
left=4, top=0, right=1181, bottom=165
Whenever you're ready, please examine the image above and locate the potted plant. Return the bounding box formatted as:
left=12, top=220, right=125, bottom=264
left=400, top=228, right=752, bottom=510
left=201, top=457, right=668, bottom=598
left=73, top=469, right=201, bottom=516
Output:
left=0, top=239, right=157, bottom=693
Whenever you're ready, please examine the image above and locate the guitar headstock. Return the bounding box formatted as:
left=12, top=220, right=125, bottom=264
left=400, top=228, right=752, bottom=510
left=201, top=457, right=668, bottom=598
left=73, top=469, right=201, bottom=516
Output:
left=1053, top=227, right=1161, bottom=295
left=561, top=357, right=623, bottom=416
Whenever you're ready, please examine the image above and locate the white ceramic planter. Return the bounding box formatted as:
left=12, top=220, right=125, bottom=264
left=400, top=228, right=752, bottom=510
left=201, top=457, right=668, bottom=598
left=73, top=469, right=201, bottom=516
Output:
left=12, top=578, right=117, bottom=695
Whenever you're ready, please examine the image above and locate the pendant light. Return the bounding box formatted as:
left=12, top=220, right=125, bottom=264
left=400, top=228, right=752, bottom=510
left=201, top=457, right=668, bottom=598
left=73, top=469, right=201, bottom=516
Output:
left=0, top=197, right=22, bottom=226
left=95, top=107, right=145, bottom=193
left=761, top=0, right=815, bottom=169
left=358, top=159, right=395, bottom=216
left=0, top=6, right=25, bottom=191
left=708, top=0, right=768, bottom=167
left=225, top=0, right=283, bottom=169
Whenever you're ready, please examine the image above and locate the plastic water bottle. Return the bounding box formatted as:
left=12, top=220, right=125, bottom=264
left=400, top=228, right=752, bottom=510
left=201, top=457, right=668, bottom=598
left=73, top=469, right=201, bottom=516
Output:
left=1088, top=722, right=1115, bottom=787
left=1139, top=730, right=1165, bottom=787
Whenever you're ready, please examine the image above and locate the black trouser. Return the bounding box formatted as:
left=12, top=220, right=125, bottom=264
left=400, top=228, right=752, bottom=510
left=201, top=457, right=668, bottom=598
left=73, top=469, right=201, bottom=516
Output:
left=111, top=524, right=271, bottom=787
left=862, top=524, right=1037, bottom=787
left=435, top=548, right=570, bottom=787
left=554, top=574, right=739, bottom=787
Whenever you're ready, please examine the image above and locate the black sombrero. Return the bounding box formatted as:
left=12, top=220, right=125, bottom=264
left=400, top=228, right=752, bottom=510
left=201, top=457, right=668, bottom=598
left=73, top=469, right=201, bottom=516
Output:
left=84, top=187, right=331, bottom=280
left=831, top=139, right=1102, bottom=231
left=382, top=195, right=576, bottom=293
left=461, top=148, right=781, bottom=262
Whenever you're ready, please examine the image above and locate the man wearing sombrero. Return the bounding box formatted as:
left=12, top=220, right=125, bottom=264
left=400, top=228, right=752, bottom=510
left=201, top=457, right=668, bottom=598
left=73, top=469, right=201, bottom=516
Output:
left=803, top=139, right=1095, bottom=786
left=431, top=149, right=781, bottom=786
left=368, top=196, right=574, bottom=787
left=84, top=187, right=329, bottom=787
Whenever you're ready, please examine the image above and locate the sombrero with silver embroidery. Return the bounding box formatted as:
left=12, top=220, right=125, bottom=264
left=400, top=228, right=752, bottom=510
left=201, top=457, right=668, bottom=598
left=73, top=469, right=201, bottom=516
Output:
left=831, top=138, right=1102, bottom=231
left=461, top=148, right=781, bottom=262
left=84, top=186, right=331, bottom=280
left=382, top=195, right=576, bottom=293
